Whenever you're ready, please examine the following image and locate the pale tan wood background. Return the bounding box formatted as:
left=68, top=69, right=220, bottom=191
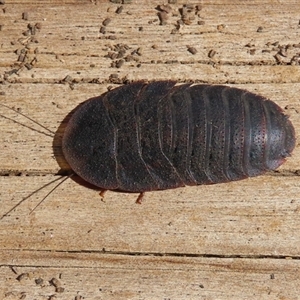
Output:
left=1, top=0, right=300, bottom=299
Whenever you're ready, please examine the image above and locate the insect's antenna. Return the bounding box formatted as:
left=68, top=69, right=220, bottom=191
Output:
left=0, top=103, right=55, bottom=138
left=29, top=174, right=73, bottom=214
left=0, top=174, right=73, bottom=221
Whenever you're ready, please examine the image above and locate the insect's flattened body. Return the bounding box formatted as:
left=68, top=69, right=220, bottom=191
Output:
left=224, top=87, right=247, bottom=181
left=134, top=81, right=186, bottom=190
left=164, top=83, right=197, bottom=185
left=243, top=92, right=267, bottom=176
left=102, top=81, right=157, bottom=191
left=263, top=99, right=295, bottom=170
left=62, top=81, right=295, bottom=193
left=62, top=92, right=119, bottom=190
left=201, top=85, right=229, bottom=183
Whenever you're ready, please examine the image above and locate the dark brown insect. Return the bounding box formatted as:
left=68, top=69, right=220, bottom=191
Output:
left=62, top=81, right=295, bottom=193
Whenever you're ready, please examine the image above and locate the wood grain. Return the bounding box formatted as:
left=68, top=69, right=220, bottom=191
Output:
left=1, top=1, right=300, bottom=299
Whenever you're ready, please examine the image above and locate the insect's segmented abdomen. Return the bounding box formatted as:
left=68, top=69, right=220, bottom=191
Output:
left=159, top=84, right=262, bottom=185
left=62, top=81, right=295, bottom=192
left=155, top=83, right=294, bottom=187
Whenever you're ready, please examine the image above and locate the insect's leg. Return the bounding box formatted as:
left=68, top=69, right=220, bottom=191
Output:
left=136, top=192, right=145, bottom=204
left=99, top=189, right=107, bottom=198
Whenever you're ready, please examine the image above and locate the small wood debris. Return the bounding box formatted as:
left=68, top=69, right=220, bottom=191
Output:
left=157, top=4, right=172, bottom=13
left=50, top=277, right=65, bottom=293
left=274, top=53, right=283, bottom=64
left=22, top=12, right=28, bottom=20
left=187, top=46, right=197, bottom=55
left=35, top=22, right=42, bottom=30
left=217, top=24, right=225, bottom=31
left=158, top=11, right=168, bottom=25
left=136, top=47, right=143, bottom=56
left=102, top=18, right=111, bottom=26
left=278, top=46, right=287, bottom=57
left=208, top=49, right=216, bottom=58
left=99, top=26, right=106, bottom=34
left=180, top=5, right=195, bottom=25
left=116, top=6, right=123, bottom=14
left=105, top=43, right=141, bottom=68
left=195, top=4, right=202, bottom=12
left=35, top=277, right=44, bottom=285
left=16, top=273, right=30, bottom=282
left=115, top=59, right=124, bottom=68
left=62, top=75, right=73, bottom=84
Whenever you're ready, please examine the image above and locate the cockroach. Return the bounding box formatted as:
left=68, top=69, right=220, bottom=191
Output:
left=0, top=81, right=296, bottom=217
left=63, top=81, right=295, bottom=192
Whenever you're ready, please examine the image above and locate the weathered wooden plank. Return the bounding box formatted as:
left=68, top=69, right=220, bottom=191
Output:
left=1, top=0, right=300, bottom=299
left=1, top=1, right=300, bottom=84
left=1, top=175, right=300, bottom=256
left=1, top=252, right=300, bottom=300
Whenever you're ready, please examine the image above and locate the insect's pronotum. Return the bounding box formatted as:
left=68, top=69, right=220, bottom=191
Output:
left=1, top=81, right=296, bottom=216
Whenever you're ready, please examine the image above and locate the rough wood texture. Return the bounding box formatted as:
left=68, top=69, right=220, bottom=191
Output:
left=1, top=1, right=300, bottom=299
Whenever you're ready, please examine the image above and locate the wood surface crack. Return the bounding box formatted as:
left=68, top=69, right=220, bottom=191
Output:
left=2, top=249, right=300, bottom=260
